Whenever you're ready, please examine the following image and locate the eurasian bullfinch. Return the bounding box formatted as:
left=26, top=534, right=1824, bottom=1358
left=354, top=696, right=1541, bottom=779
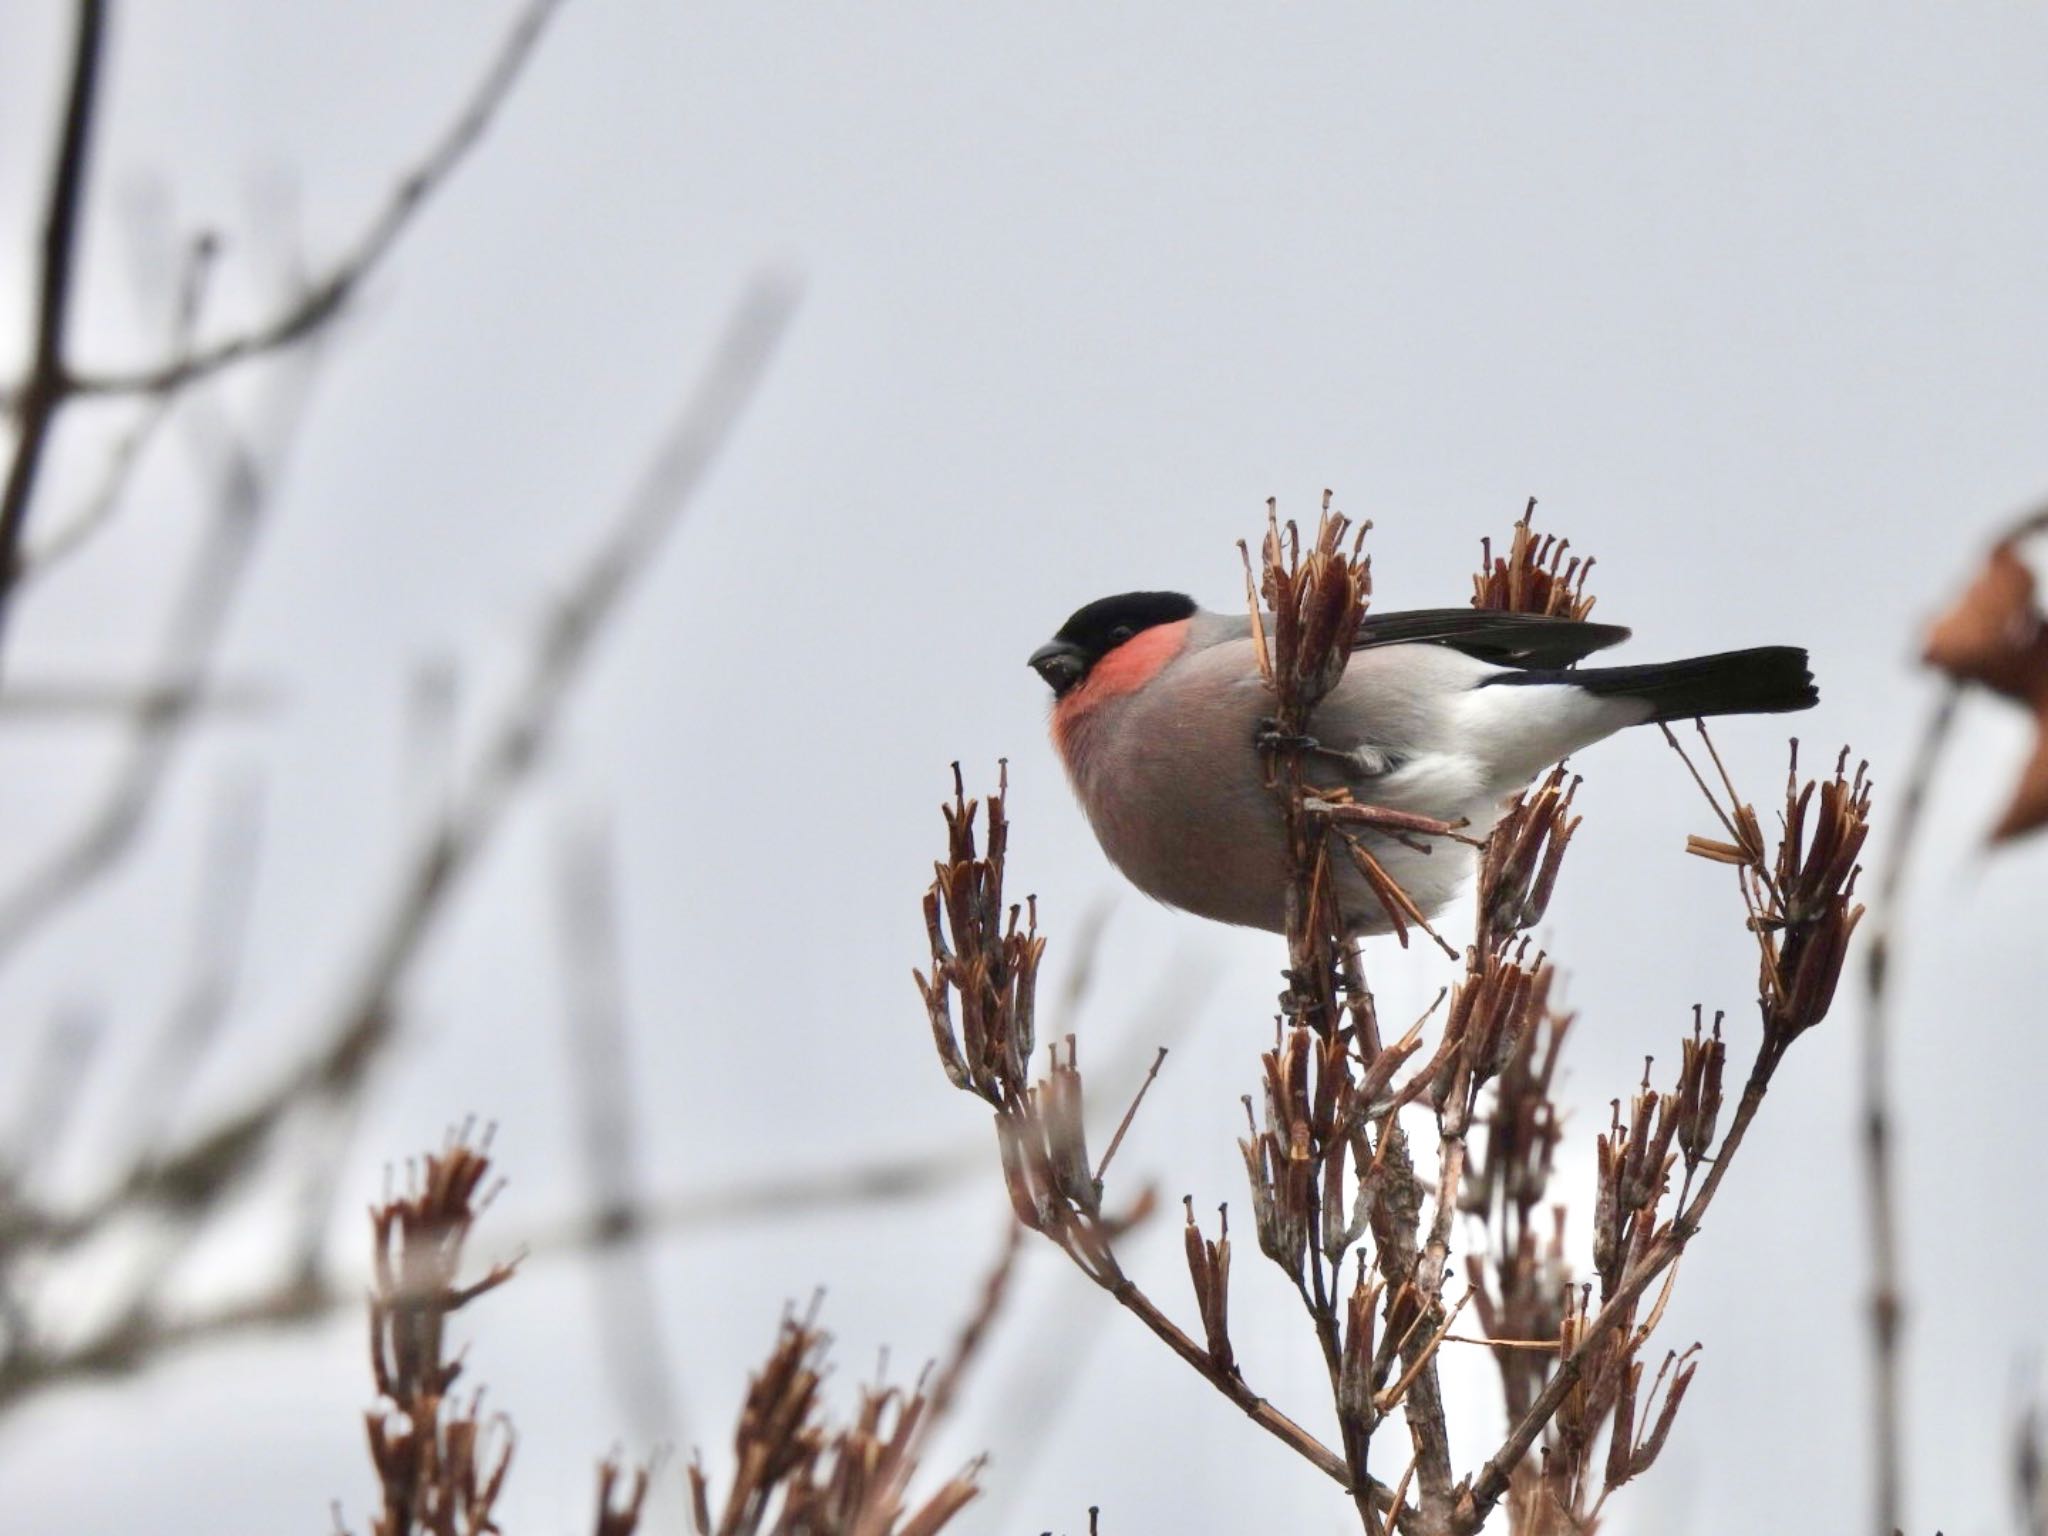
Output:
left=1028, top=592, right=1816, bottom=935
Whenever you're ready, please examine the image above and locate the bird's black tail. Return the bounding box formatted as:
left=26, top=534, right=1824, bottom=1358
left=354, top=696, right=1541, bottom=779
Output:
left=1489, top=646, right=1818, bottom=721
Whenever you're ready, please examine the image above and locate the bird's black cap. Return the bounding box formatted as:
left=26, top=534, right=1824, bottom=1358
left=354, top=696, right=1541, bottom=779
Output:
left=1030, top=591, right=1197, bottom=696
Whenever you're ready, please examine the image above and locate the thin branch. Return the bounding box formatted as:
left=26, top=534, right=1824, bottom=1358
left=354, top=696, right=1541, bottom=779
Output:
left=0, top=675, right=276, bottom=721
left=0, top=335, right=328, bottom=970
left=0, top=280, right=796, bottom=1257
left=1098, top=1269, right=1408, bottom=1523
left=1860, top=681, right=1957, bottom=1536
left=13, top=233, right=219, bottom=590
left=60, top=0, right=567, bottom=402
left=0, top=1002, right=103, bottom=1184
left=1093, top=1047, right=1167, bottom=1184
left=920, top=1219, right=1026, bottom=1433
left=0, top=1144, right=974, bottom=1416
left=115, top=770, right=264, bottom=1162
left=554, top=807, right=685, bottom=1445
left=1454, top=1047, right=1780, bottom=1533
left=0, top=0, right=108, bottom=647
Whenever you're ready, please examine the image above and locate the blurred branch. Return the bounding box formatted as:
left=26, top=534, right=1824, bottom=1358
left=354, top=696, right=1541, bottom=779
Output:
left=553, top=808, right=685, bottom=1444
left=1859, top=683, right=1956, bottom=1536
left=0, top=675, right=277, bottom=722
left=0, top=1003, right=103, bottom=1186
left=0, top=279, right=796, bottom=1262
left=61, top=0, right=567, bottom=403
left=0, top=0, right=108, bottom=648
left=924, top=1220, right=1026, bottom=1433
left=0, top=338, right=327, bottom=970
left=117, top=771, right=265, bottom=1162
left=2020, top=1390, right=2047, bottom=1536
left=0, top=1141, right=973, bottom=1418
left=13, top=233, right=220, bottom=592
left=0, top=0, right=572, bottom=957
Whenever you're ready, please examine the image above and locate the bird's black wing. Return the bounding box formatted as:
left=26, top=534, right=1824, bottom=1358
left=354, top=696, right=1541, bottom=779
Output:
left=1352, top=608, right=1631, bottom=669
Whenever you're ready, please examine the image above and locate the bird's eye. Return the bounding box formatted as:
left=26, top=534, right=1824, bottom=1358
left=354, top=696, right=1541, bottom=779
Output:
left=1108, top=624, right=1135, bottom=646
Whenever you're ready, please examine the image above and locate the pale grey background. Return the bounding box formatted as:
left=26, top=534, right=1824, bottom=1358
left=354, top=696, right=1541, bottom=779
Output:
left=1, top=4, right=2044, bottom=1533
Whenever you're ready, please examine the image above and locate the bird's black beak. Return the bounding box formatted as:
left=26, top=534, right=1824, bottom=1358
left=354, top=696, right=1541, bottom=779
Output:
left=1028, top=639, right=1089, bottom=697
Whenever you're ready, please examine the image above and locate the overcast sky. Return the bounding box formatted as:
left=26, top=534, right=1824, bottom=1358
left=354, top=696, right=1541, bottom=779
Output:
left=3, top=4, right=2047, bottom=1533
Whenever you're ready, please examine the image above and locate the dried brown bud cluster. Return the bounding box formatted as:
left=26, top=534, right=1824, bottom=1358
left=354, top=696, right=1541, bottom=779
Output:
left=1471, top=499, right=1597, bottom=620
left=362, top=1133, right=522, bottom=1536
left=1240, top=495, right=1387, bottom=1000
left=1534, top=1286, right=1697, bottom=1525
left=1674, top=1008, right=1727, bottom=1182
left=1434, top=941, right=1556, bottom=1129
left=1682, top=734, right=1873, bottom=1050
left=1242, top=491, right=1374, bottom=723
left=993, top=1037, right=1111, bottom=1253
left=349, top=1130, right=647, bottom=1536
left=1239, top=1023, right=1400, bottom=1278
left=1477, top=768, right=1581, bottom=945
left=915, top=763, right=1043, bottom=1108
left=1592, top=1065, right=1679, bottom=1292
left=685, top=1311, right=983, bottom=1536
left=916, top=768, right=1158, bottom=1289
left=1761, top=748, right=1873, bottom=1044
left=1183, top=1199, right=1235, bottom=1376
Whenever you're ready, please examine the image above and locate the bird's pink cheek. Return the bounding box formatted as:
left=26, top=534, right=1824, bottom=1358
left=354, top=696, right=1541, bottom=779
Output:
left=1086, top=620, right=1190, bottom=699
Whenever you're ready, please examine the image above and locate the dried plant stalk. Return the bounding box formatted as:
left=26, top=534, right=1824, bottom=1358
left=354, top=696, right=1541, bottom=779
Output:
left=1472, top=499, right=1596, bottom=622
left=344, top=1128, right=649, bottom=1536
left=684, top=1308, right=984, bottom=1536
left=915, top=500, right=1871, bottom=1536
left=914, top=763, right=1394, bottom=1517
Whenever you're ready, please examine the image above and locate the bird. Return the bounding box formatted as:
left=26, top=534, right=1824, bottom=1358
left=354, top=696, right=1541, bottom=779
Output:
left=1028, top=592, right=1817, bottom=935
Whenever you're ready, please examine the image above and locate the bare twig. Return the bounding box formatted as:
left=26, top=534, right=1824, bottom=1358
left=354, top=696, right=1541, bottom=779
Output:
left=920, top=1218, right=1027, bottom=1434
left=1093, top=1047, right=1168, bottom=1183
left=62, top=0, right=568, bottom=403
left=554, top=808, right=685, bottom=1444
left=0, top=1142, right=980, bottom=1414
left=0, top=0, right=108, bottom=648
left=0, top=333, right=325, bottom=971
left=13, top=232, right=219, bottom=590
left=116, top=770, right=265, bottom=1161
left=0, top=1002, right=102, bottom=1184
left=1858, top=683, right=1955, bottom=1536
left=0, top=675, right=276, bottom=721
left=0, top=282, right=796, bottom=1255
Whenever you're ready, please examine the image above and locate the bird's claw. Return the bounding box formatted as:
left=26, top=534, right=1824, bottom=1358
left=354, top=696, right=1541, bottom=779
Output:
left=1256, top=717, right=1322, bottom=755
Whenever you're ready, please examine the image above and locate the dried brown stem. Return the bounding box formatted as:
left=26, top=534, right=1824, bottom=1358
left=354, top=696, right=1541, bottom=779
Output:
left=1095, top=1047, right=1169, bottom=1183
left=1457, top=730, right=1871, bottom=1533
left=1455, top=1055, right=1775, bottom=1533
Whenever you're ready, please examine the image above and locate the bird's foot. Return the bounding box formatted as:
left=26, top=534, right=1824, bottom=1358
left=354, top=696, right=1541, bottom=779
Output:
left=1255, top=718, right=1323, bottom=756
left=1256, top=719, right=1395, bottom=778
